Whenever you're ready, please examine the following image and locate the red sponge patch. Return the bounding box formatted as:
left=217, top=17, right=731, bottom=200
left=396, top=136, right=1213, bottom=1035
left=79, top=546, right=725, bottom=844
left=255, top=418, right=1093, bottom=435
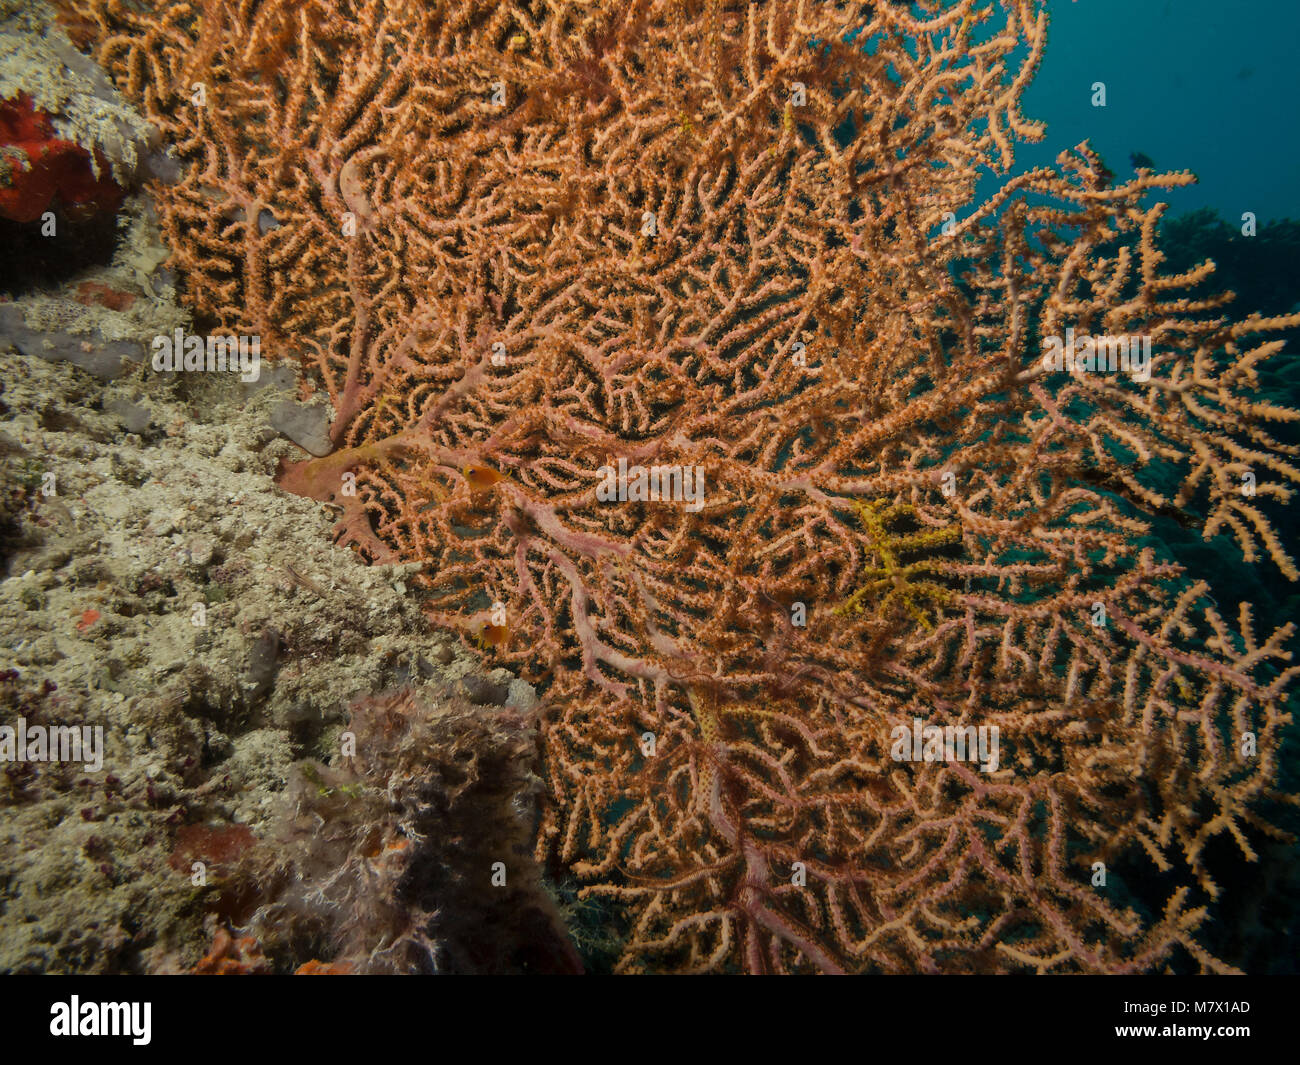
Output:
left=0, top=93, right=126, bottom=223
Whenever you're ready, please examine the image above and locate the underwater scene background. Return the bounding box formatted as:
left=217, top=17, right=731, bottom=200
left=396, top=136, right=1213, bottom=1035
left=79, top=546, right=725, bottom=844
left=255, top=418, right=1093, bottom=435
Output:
left=1, top=0, right=1298, bottom=975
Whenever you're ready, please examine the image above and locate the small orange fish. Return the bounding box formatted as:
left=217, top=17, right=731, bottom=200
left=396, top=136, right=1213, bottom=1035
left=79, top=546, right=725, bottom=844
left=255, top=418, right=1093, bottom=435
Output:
left=477, top=623, right=510, bottom=650
left=463, top=465, right=508, bottom=491
left=76, top=609, right=100, bottom=633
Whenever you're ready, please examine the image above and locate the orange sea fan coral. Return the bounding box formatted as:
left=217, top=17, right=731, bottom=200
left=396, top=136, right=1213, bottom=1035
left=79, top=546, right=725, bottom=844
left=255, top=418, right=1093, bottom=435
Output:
left=61, top=0, right=1300, bottom=972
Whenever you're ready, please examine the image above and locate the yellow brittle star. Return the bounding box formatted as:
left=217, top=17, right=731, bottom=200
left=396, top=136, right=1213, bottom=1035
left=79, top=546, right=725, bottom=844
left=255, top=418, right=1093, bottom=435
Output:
left=834, top=500, right=961, bottom=631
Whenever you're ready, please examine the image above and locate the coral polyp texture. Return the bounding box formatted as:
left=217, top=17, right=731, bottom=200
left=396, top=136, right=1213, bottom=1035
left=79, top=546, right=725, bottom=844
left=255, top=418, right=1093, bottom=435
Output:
left=62, top=0, right=1300, bottom=973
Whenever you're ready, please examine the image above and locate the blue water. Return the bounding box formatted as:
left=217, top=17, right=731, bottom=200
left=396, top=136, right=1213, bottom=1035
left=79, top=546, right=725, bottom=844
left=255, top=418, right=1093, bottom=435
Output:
left=995, top=0, right=1300, bottom=224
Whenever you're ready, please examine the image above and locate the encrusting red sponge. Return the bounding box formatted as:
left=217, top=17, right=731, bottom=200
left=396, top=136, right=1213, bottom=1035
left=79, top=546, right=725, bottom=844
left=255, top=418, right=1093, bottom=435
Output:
left=0, top=93, right=126, bottom=223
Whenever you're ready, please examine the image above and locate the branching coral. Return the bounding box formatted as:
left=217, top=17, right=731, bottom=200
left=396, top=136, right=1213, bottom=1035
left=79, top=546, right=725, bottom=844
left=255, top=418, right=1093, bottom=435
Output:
left=61, top=0, right=1300, bottom=972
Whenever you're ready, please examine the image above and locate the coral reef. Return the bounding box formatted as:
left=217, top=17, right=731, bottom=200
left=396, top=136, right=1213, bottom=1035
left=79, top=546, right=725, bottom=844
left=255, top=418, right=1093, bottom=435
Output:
left=58, top=0, right=1300, bottom=973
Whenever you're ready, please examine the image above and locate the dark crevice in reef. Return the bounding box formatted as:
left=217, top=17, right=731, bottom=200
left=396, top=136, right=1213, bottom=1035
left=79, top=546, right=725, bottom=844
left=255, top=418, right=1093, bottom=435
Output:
left=0, top=215, right=121, bottom=294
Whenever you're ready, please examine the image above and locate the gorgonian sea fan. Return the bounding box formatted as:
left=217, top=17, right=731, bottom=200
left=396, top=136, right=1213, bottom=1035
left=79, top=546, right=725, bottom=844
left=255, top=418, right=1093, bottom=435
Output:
left=64, top=0, right=1300, bottom=972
